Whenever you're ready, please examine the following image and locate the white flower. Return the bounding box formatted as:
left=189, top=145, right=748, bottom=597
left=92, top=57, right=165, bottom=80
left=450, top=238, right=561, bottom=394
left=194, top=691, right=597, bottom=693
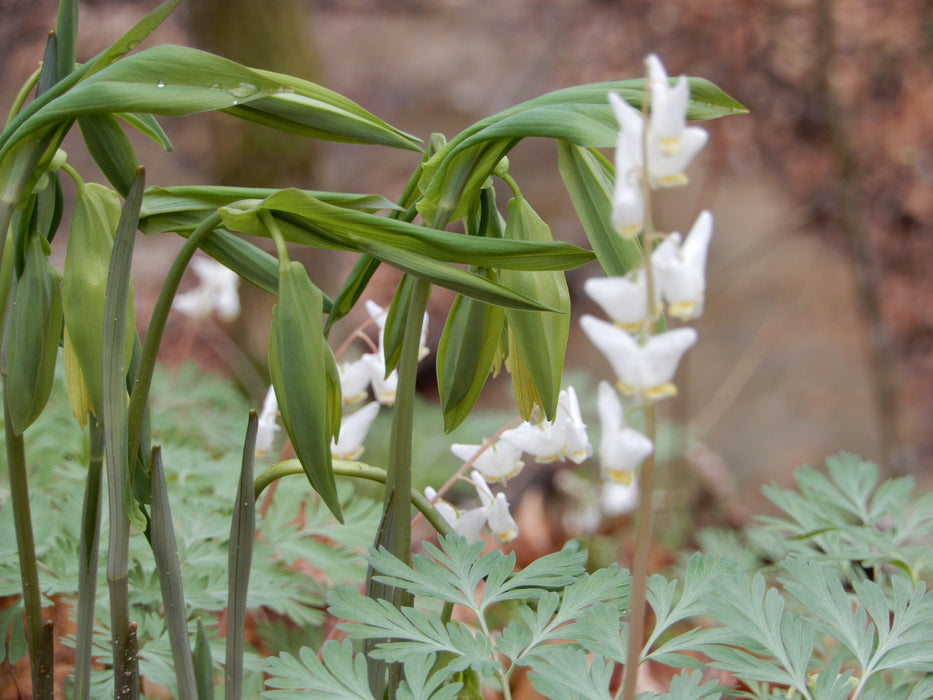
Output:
left=652, top=210, right=713, bottom=321
left=338, top=358, right=371, bottom=405
left=361, top=353, right=398, bottom=406
left=255, top=385, right=280, bottom=457
left=601, top=479, right=639, bottom=516
left=451, top=440, right=525, bottom=483
left=580, top=316, right=697, bottom=402
left=644, top=54, right=709, bottom=188
left=331, top=401, right=380, bottom=460
left=471, top=471, right=518, bottom=543
left=501, top=388, right=593, bottom=464
left=365, top=299, right=430, bottom=361
left=596, top=381, right=653, bottom=483
left=172, top=256, right=240, bottom=321
left=425, top=487, right=487, bottom=544
left=608, top=92, right=646, bottom=239
left=583, top=270, right=660, bottom=331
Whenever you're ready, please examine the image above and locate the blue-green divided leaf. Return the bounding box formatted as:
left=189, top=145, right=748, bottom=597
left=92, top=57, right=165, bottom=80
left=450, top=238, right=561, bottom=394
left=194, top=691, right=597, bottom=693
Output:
left=527, top=647, right=614, bottom=700
left=269, top=263, right=342, bottom=522
left=262, top=641, right=374, bottom=699
left=557, top=141, right=642, bottom=277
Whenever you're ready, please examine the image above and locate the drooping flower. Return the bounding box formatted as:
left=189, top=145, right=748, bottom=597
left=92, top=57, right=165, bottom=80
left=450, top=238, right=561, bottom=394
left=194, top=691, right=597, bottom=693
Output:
left=255, top=385, right=280, bottom=457
left=471, top=471, right=518, bottom=543
left=425, top=487, right=487, bottom=544
left=172, top=256, right=241, bottom=321
left=361, top=353, right=398, bottom=406
left=338, top=358, right=371, bottom=405
left=652, top=210, right=713, bottom=321
left=583, top=270, right=660, bottom=331
left=644, top=54, right=709, bottom=188
left=601, top=479, right=639, bottom=516
left=451, top=440, right=525, bottom=483
left=501, top=387, right=593, bottom=464
left=608, top=92, right=646, bottom=239
left=580, top=316, right=697, bottom=403
left=331, top=401, right=380, bottom=460
left=596, top=381, right=654, bottom=483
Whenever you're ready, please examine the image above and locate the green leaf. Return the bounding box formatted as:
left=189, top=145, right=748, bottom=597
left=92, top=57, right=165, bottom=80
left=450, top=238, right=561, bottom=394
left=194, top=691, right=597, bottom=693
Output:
left=557, top=141, right=642, bottom=276
left=436, top=287, right=505, bottom=432
left=6, top=44, right=416, bottom=153
left=263, top=641, right=375, bottom=699
left=527, top=647, right=614, bottom=700
left=415, top=77, right=746, bottom=226
left=78, top=113, right=138, bottom=196
left=225, top=413, right=258, bottom=698
left=269, top=262, right=342, bottom=521
left=55, top=0, right=78, bottom=81
left=149, top=447, right=199, bottom=700
left=222, top=67, right=419, bottom=151
left=500, top=196, right=570, bottom=420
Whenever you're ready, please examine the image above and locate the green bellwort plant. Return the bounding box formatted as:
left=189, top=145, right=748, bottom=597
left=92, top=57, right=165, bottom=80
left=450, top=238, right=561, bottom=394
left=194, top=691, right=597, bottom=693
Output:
left=0, top=2, right=749, bottom=696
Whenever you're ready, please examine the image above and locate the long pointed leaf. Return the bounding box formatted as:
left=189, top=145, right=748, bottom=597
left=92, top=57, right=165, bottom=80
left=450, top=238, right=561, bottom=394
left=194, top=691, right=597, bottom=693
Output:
left=226, top=412, right=258, bottom=699
left=150, top=446, right=198, bottom=700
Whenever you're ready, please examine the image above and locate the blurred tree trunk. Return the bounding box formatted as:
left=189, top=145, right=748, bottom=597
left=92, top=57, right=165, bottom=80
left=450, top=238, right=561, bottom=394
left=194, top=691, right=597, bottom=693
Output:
left=187, top=1, right=343, bottom=384
left=187, top=0, right=319, bottom=188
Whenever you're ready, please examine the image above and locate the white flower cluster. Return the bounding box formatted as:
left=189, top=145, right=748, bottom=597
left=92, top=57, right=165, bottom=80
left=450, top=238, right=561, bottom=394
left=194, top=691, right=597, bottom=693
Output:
left=577, top=54, right=712, bottom=519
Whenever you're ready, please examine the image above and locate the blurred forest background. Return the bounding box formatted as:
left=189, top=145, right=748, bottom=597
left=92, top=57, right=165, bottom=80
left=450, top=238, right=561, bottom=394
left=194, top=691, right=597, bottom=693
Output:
left=2, top=0, right=932, bottom=519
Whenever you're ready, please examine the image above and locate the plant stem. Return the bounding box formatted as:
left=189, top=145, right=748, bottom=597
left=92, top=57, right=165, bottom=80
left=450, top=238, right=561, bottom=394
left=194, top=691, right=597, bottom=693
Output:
left=619, top=405, right=656, bottom=700
left=3, top=386, right=51, bottom=699
left=254, top=459, right=455, bottom=538
left=126, top=211, right=223, bottom=465
left=74, top=414, right=105, bottom=700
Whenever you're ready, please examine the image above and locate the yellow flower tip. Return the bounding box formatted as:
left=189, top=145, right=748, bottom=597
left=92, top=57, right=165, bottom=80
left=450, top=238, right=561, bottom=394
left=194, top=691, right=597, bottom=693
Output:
left=616, top=380, right=637, bottom=396
left=667, top=301, right=696, bottom=320
left=570, top=449, right=590, bottom=463
left=657, top=136, right=682, bottom=155
left=535, top=454, right=561, bottom=464
left=496, top=528, right=518, bottom=543
left=656, top=173, right=690, bottom=187
left=254, top=448, right=267, bottom=458
left=333, top=445, right=365, bottom=461
left=616, top=222, right=643, bottom=240
left=615, top=320, right=644, bottom=333
left=606, top=469, right=635, bottom=486
left=645, top=382, right=678, bottom=402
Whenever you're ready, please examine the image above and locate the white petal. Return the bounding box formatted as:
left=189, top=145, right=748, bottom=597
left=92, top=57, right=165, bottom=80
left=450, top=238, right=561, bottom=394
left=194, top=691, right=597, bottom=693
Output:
left=331, top=401, right=380, bottom=460
left=580, top=314, right=640, bottom=388
left=584, top=273, right=657, bottom=329
left=601, top=479, right=639, bottom=516
left=487, top=493, right=518, bottom=543
left=339, top=358, right=371, bottom=404
left=451, top=441, right=524, bottom=482
left=636, top=328, right=698, bottom=390
left=361, top=353, right=397, bottom=405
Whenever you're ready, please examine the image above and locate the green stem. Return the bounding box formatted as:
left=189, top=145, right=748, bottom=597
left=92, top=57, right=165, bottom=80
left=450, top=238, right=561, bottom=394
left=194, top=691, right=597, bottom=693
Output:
left=254, top=459, right=454, bottom=538
left=126, top=211, right=223, bottom=465
left=4, top=66, right=41, bottom=127
left=619, top=405, right=656, bottom=700
left=381, top=278, right=431, bottom=570
left=3, top=385, right=50, bottom=699
left=74, top=414, right=105, bottom=700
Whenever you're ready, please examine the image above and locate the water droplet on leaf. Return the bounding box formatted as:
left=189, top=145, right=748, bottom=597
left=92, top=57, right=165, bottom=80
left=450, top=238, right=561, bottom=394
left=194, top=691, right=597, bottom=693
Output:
left=156, top=80, right=165, bottom=88
left=229, top=82, right=258, bottom=99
